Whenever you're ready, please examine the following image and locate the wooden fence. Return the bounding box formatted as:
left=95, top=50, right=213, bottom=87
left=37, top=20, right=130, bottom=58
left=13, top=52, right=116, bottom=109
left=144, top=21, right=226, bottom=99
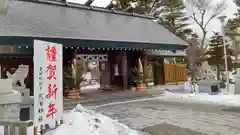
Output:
left=164, top=64, right=187, bottom=83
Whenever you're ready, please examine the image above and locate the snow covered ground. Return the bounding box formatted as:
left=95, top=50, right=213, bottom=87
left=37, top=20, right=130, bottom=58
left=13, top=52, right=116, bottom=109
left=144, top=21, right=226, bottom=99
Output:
left=158, top=91, right=240, bottom=107
left=66, top=0, right=112, bottom=7
left=0, top=105, right=145, bottom=135
left=46, top=104, right=143, bottom=135
left=169, top=79, right=240, bottom=107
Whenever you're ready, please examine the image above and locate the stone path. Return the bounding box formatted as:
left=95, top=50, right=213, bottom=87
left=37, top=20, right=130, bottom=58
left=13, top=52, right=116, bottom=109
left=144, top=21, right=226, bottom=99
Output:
left=142, top=123, right=208, bottom=135
left=64, top=85, right=173, bottom=110
left=93, top=100, right=240, bottom=135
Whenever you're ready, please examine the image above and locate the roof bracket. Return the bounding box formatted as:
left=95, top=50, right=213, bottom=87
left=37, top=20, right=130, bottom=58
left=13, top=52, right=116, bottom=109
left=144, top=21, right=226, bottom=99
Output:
left=85, top=0, right=93, bottom=6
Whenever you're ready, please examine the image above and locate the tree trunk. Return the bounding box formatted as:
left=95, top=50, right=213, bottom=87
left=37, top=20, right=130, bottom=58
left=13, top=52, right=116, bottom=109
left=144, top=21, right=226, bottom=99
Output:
left=199, top=31, right=207, bottom=67
left=201, top=31, right=207, bottom=51
left=233, top=38, right=239, bottom=63
left=217, top=65, right=220, bottom=80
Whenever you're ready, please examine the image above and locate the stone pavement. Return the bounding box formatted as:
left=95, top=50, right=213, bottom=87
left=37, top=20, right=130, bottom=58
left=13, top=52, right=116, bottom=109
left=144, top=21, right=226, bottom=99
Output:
left=64, top=84, right=183, bottom=110
left=92, top=99, right=240, bottom=135
left=143, top=123, right=208, bottom=135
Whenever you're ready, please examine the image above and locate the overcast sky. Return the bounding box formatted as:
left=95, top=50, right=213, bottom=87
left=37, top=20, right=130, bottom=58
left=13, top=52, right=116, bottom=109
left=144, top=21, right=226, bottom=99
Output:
left=188, top=0, right=238, bottom=38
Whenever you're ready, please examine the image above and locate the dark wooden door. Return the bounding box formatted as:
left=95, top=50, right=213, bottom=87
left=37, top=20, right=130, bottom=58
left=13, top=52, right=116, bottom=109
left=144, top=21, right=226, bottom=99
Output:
left=99, top=61, right=111, bottom=87
left=153, top=58, right=165, bottom=85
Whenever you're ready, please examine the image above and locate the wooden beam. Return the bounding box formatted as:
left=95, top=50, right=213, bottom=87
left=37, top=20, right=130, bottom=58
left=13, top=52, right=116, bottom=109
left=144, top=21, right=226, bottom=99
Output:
left=85, top=0, right=93, bottom=6
left=143, top=54, right=148, bottom=86
left=106, top=3, right=113, bottom=9
left=121, top=51, right=128, bottom=90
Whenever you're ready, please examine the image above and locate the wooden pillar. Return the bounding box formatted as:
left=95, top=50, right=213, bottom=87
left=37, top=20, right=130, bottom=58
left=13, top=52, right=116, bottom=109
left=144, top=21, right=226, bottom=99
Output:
left=121, top=51, right=128, bottom=90
left=0, top=64, right=1, bottom=79
left=143, top=54, right=148, bottom=87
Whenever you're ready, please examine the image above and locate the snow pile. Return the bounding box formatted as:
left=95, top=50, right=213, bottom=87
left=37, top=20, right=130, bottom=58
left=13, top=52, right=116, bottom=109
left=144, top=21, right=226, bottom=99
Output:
left=51, top=104, right=141, bottom=135
left=158, top=91, right=240, bottom=107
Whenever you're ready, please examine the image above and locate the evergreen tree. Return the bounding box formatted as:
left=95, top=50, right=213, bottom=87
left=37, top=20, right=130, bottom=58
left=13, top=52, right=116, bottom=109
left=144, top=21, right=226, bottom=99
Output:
left=226, top=0, right=240, bottom=29
left=154, top=0, right=192, bottom=40
left=233, top=0, right=240, bottom=22
left=205, top=32, right=234, bottom=80
left=225, top=0, right=240, bottom=64
left=113, top=0, right=196, bottom=40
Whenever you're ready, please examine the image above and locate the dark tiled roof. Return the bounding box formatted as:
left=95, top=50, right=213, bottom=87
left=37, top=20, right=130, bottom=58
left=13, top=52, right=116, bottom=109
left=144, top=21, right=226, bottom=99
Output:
left=0, top=0, right=188, bottom=48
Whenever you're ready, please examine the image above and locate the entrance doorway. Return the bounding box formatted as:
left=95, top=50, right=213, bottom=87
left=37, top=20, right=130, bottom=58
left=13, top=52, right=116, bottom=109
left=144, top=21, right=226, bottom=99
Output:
left=75, top=54, right=109, bottom=92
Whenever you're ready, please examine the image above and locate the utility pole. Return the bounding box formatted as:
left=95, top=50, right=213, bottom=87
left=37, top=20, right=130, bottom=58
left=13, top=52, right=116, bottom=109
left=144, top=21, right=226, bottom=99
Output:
left=218, top=15, right=230, bottom=94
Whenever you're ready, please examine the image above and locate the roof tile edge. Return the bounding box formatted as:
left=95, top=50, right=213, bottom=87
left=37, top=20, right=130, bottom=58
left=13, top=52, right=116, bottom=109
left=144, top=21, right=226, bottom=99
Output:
left=17, top=0, right=155, bottom=19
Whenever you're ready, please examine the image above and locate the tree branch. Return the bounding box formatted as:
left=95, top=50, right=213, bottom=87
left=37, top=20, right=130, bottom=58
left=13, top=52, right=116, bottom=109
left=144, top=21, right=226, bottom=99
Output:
left=200, top=10, right=206, bottom=26
left=203, top=1, right=227, bottom=29
left=190, top=13, right=204, bottom=31
left=203, top=11, right=222, bottom=29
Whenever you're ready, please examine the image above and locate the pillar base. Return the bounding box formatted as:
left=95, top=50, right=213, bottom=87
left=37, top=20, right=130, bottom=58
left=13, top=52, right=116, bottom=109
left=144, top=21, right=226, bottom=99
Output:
left=235, top=75, right=240, bottom=94
left=0, top=90, right=22, bottom=120
left=0, top=79, right=22, bottom=121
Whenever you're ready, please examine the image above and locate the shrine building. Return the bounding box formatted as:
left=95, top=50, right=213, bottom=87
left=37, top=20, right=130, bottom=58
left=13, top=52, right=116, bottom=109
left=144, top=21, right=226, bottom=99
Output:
left=0, top=0, right=188, bottom=98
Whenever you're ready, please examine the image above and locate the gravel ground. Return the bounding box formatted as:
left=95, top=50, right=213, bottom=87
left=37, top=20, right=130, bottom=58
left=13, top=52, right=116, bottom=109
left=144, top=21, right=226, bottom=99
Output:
left=142, top=123, right=208, bottom=135
left=92, top=99, right=240, bottom=135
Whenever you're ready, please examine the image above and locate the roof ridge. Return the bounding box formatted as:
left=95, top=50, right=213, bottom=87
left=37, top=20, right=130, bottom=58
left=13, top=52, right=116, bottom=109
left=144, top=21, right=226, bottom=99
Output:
left=16, top=0, right=155, bottom=19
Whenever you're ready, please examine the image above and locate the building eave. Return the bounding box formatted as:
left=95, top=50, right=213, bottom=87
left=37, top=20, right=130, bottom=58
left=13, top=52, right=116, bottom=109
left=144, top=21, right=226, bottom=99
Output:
left=0, top=0, right=188, bottom=50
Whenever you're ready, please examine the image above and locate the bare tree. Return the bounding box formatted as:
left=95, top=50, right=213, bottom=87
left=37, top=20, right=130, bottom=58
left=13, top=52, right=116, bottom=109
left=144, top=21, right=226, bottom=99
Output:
left=187, top=0, right=227, bottom=53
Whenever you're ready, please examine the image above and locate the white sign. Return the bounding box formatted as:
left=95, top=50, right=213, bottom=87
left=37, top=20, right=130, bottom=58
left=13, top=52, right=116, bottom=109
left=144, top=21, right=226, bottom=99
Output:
left=34, top=40, right=63, bottom=134
left=0, top=126, right=4, bottom=135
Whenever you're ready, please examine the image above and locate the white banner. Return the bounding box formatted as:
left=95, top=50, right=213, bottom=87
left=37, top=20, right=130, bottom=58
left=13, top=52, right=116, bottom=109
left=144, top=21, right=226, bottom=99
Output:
left=0, top=126, right=4, bottom=135
left=34, top=40, right=63, bottom=134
